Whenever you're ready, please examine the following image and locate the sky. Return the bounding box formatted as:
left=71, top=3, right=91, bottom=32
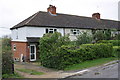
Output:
left=0, top=0, right=119, bottom=37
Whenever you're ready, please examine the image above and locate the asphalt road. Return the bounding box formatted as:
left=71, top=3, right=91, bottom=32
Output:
left=71, top=63, right=119, bottom=78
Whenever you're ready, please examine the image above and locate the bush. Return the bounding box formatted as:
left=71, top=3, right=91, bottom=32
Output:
left=2, top=37, right=14, bottom=75
left=113, top=46, right=120, bottom=57
left=98, top=40, right=120, bottom=46
left=39, top=32, right=114, bottom=70
left=39, top=35, right=113, bottom=70
left=39, top=32, right=70, bottom=69
left=93, top=29, right=111, bottom=41
left=59, top=43, right=113, bottom=69
left=76, top=32, right=92, bottom=45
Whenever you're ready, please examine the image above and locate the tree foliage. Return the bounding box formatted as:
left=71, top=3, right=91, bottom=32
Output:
left=93, top=29, right=111, bottom=41
left=39, top=32, right=70, bottom=69
left=2, top=37, right=14, bottom=75
left=76, top=32, right=92, bottom=45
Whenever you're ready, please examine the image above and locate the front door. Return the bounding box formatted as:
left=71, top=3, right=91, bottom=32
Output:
left=30, top=44, right=36, bottom=61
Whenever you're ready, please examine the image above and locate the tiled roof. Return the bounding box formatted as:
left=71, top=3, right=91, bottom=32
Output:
left=10, top=11, right=119, bottom=30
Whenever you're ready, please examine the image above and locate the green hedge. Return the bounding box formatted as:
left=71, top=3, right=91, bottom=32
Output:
left=113, top=46, right=120, bottom=57
left=39, top=33, right=113, bottom=70
left=39, top=32, right=70, bottom=69
left=58, top=43, right=113, bottom=69
left=98, top=40, right=120, bottom=46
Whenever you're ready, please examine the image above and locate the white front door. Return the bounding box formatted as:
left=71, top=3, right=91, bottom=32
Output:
left=30, top=44, right=36, bottom=61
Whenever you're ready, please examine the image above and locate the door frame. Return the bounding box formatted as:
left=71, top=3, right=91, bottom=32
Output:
left=30, top=44, right=36, bottom=61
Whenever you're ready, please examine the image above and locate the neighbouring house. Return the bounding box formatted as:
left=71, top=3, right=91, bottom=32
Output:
left=10, top=5, right=120, bottom=62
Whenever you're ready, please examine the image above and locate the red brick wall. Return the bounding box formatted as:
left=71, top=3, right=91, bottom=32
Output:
left=11, top=41, right=29, bottom=62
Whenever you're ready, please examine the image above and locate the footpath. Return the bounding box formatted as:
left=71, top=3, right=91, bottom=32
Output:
left=14, top=60, right=119, bottom=78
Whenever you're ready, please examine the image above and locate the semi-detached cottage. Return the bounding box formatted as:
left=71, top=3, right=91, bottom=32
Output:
left=10, top=5, right=119, bottom=62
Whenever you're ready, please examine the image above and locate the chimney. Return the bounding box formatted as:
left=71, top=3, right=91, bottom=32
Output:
left=92, top=13, right=100, bottom=19
left=47, top=5, right=56, bottom=15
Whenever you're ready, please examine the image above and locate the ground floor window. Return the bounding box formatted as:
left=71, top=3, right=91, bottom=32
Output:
left=13, top=44, right=16, bottom=51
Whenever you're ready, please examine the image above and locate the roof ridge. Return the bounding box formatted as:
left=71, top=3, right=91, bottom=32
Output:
left=25, top=11, right=40, bottom=25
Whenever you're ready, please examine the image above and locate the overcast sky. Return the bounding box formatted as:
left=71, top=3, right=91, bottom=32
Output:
left=0, top=0, right=119, bottom=37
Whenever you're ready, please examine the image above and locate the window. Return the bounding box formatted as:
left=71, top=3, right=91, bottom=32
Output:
left=13, top=44, right=16, bottom=51
left=46, top=28, right=57, bottom=33
left=71, top=29, right=80, bottom=35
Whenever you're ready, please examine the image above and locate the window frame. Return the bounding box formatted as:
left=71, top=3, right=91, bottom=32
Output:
left=13, top=44, right=16, bottom=51
left=46, top=28, right=57, bottom=33
left=71, top=29, right=80, bottom=35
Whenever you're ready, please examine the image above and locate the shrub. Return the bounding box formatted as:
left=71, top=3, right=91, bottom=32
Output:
left=39, top=32, right=113, bottom=70
left=76, top=32, right=92, bottom=45
left=57, top=43, right=113, bottom=69
left=39, top=32, right=70, bottom=69
left=93, top=29, right=111, bottom=41
left=2, top=37, right=14, bottom=75
left=113, top=46, right=120, bottom=57
left=98, top=40, right=120, bottom=46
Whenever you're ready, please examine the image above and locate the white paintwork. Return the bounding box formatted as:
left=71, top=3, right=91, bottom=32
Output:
left=65, top=28, right=92, bottom=41
left=11, top=27, right=27, bottom=41
left=26, top=26, right=64, bottom=37
left=30, top=44, right=36, bottom=61
left=11, top=40, right=27, bottom=42
left=11, top=26, right=64, bottom=41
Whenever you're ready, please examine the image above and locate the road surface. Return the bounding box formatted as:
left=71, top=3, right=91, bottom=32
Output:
left=71, top=63, right=119, bottom=78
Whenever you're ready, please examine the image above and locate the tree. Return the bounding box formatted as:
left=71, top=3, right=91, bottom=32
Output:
left=76, top=32, right=92, bottom=45
left=2, top=37, right=14, bottom=75
left=39, top=32, right=70, bottom=69
left=93, top=29, right=111, bottom=42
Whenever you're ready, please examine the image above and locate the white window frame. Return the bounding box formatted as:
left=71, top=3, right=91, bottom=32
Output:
left=71, top=29, right=80, bottom=35
left=46, top=28, right=57, bottom=33
left=30, top=44, right=36, bottom=61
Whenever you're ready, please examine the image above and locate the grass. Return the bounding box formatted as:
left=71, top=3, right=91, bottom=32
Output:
left=64, top=57, right=118, bottom=71
left=2, top=72, right=23, bottom=78
left=16, top=69, right=44, bottom=75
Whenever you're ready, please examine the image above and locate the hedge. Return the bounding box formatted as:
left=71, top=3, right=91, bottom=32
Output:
left=57, top=43, right=113, bottom=69
left=39, top=32, right=70, bottom=69
left=113, top=46, right=120, bottom=57
left=98, top=40, right=120, bottom=46
left=39, top=33, right=113, bottom=70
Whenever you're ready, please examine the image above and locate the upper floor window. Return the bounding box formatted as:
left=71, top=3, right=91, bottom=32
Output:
left=71, top=29, right=80, bottom=35
left=46, top=28, right=57, bottom=33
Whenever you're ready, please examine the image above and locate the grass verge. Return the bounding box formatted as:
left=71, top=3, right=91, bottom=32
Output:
left=16, top=69, right=44, bottom=75
left=64, top=57, right=118, bottom=71
left=2, top=72, right=23, bottom=78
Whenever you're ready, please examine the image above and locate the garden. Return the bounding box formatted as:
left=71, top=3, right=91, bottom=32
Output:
left=1, top=29, right=120, bottom=78
left=39, top=29, right=119, bottom=70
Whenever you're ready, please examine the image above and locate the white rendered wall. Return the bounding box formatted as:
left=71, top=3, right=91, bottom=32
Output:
left=11, top=27, right=27, bottom=41
left=65, top=28, right=92, bottom=41
left=11, top=26, right=64, bottom=41
left=26, top=26, right=64, bottom=37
